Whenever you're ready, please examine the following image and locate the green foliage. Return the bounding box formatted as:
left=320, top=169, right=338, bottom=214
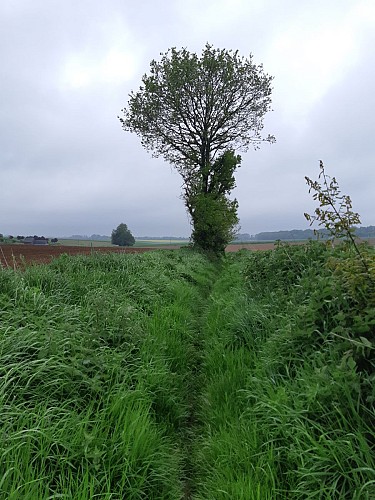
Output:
left=120, top=44, right=274, bottom=173
left=187, top=150, right=241, bottom=253
left=305, top=160, right=373, bottom=286
left=111, top=222, right=135, bottom=246
left=304, top=160, right=362, bottom=249
left=2, top=244, right=373, bottom=497
left=193, top=244, right=375, bottom=498
left=190, top=192, right=239, bottom=254
left=305, top=161, right=361, bottom=240
left=0, top=250, right=217, bottom=498
left=120, top=44, right=274, bottom=254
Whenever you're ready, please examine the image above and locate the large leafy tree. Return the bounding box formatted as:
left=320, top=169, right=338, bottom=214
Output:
left=119, top=44, right=274, bottom=253
left=111, top=223, right=135, bottom=247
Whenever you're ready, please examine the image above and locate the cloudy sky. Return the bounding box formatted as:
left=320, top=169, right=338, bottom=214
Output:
left=1, top=0, right=374, bottom=237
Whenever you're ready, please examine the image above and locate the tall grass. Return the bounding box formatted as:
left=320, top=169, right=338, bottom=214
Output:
left=0, top=250, right=216, bottom=498
left=194, top=242, right=375, bottom=499
left=1, top=244, right=374, bottom=498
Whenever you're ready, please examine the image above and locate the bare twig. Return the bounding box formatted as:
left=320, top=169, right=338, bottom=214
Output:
left=0, top=246, right=9, bottom=268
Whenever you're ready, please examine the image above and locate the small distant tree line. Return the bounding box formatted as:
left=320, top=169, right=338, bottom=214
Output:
left=0, top=234, right=58, bottom=243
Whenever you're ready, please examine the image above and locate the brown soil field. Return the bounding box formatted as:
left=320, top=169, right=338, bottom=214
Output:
left=0, top=241, right=297, bottom=268
left=225, top=243, right=276, bottom=252
left=0, top=244, right=181, bottom=269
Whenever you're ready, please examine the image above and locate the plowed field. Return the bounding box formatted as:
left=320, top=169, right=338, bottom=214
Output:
left=226, top=243, right=276, bottom=252
left=0, top=244, right=181, bottom=268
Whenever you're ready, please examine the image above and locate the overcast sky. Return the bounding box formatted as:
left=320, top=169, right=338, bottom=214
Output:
left=1, top=0, right=374, bottom=237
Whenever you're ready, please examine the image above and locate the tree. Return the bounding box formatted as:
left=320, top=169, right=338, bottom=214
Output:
left=111, top=223, right=135, bottom=247
left=119, top=44, right=274, bottom=253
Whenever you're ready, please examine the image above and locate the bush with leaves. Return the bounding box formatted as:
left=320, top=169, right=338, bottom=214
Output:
left=304, top=161, right=374, bottom=407
left=237, top=243, right=375, bottom=497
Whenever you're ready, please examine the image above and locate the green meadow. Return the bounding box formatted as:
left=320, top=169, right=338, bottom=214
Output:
left=57, top=239, right=116, bottom=247
left=57, top=238, right=189, bottom=248
left=134, top=239, right=190, bottom=247
left=0, top=243, right=374, bottom=498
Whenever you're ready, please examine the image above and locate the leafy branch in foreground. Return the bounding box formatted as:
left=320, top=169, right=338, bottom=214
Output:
left=304, top=160, right=369, bottom=274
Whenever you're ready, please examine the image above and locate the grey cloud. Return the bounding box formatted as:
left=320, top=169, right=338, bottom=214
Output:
left=1, top=0, right=374, bottom=237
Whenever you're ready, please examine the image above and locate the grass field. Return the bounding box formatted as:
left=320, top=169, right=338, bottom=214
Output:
left=0, top=243, right=374, bottom=498
left=56, top=238, right=190, bottom=248
left=134, top=239, right=190, bottom=247
left=57, top=239, right=116, bottom=247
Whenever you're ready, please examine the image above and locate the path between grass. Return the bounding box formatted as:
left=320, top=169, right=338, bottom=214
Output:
left=0, top=250, right=221, bottom=498
left=2, top=247, right=373, bottom=498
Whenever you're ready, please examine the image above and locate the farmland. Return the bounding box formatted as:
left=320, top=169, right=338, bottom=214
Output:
left=0, top=243, right=374, bottom=498
left=0, top=244, right=159, bottom=268
left=0, top=241, right=278, bottom=268
left=57, top=238, right=190, bottom=247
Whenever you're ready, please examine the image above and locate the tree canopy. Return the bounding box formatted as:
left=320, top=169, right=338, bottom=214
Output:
left=111, top=223, right=135, bottom=247
left=119, top=44, right=274, bottom=253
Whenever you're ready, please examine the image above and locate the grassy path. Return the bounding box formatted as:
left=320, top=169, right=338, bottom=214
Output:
left=192, top=245, right=375, bottom=499
left=0, top=250, right=219, bottom=499
left=191, top=254, right=270, bottom=499
left=1, top=246, right=374, bottom=498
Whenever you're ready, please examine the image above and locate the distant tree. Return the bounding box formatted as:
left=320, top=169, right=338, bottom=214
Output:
left=111, top=223, right=135, bottom=247
left=51, top=238, right=58, bottom=243
left=120, top=44, right=274, bottom=254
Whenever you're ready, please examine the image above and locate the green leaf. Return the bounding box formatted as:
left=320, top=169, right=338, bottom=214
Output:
left=347, top=356, right=356, bottom=369
left=359, top=336, right=373, bottom=348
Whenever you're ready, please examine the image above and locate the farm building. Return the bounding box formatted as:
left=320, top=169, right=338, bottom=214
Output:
left=22, top=237, right=49, bottom=245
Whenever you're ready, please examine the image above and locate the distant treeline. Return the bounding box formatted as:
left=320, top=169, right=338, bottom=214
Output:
left=136, top=236, right=189, bottom=240
left=236, top=226, right=375, bottom=242
left=64, top=234, right=111, bottom=241
left=61, top=227, right=375, bottom=243
left=64, top=235, right=189, bottom=241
